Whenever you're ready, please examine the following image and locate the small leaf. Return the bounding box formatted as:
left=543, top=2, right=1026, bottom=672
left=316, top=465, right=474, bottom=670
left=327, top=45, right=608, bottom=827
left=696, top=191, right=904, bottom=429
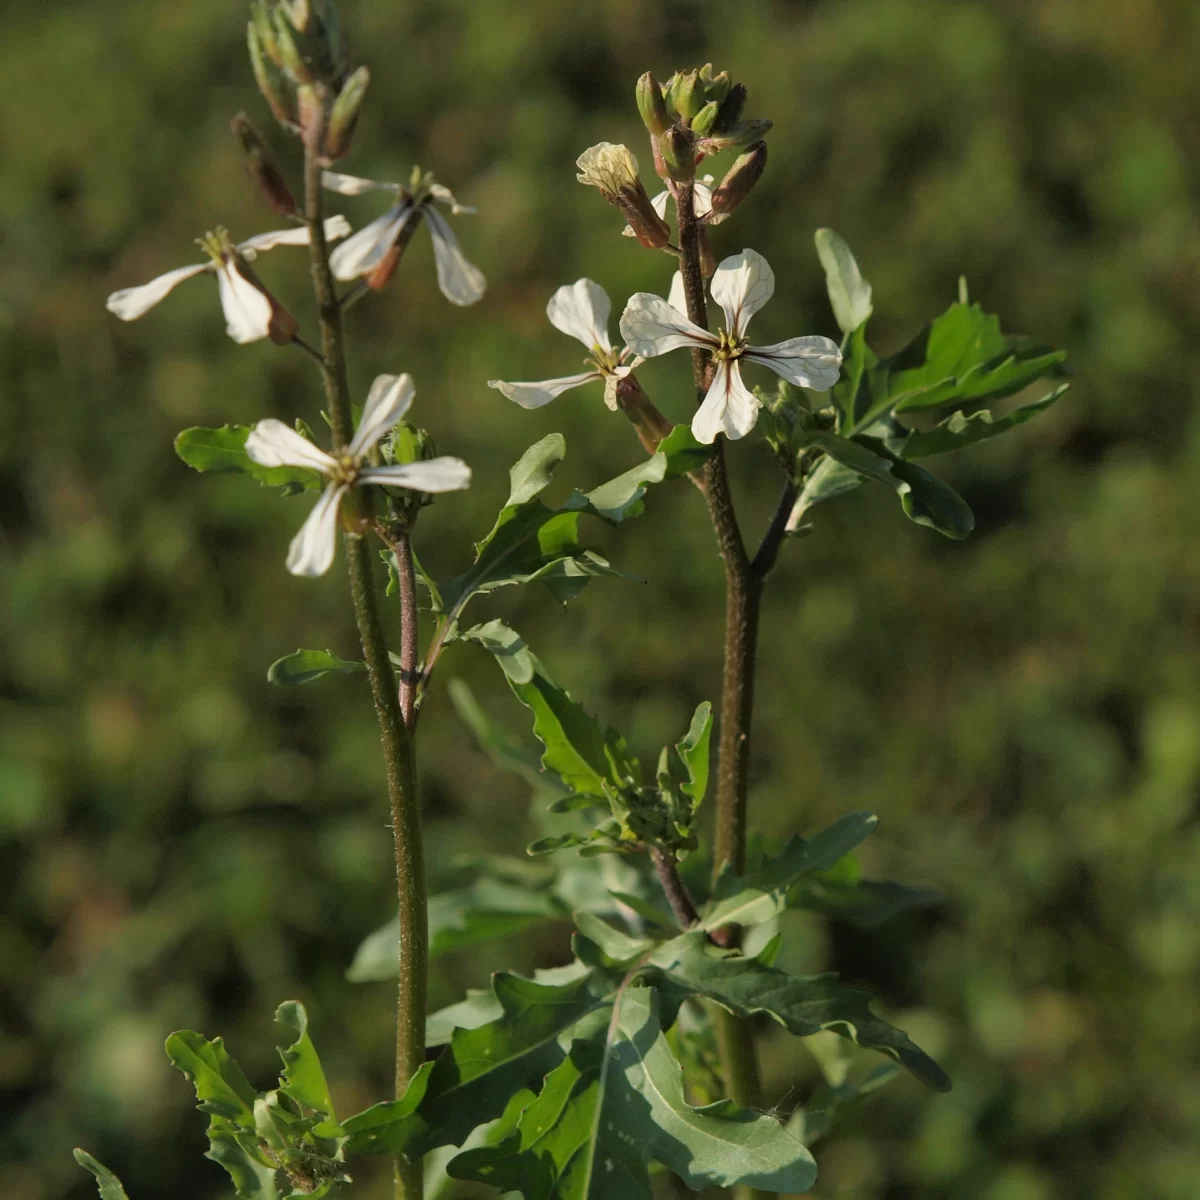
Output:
left=675, top=702, right=712, bottom=804
left=815, top=228, right=873, bottom=335
left=704, top=813, right=878, bottom=930
left=267, top=648, right=366, bottom=687
left=901, top=383, right=1070, bottom=457
left=573, top=911, right=655, bottom=967
left=342, top=1061, right=434, bottom=1155
left=582, top=452, right=668, bottom=521
left=275, top=1002, right=335, bottom=1120
left=649, top=932, right=950, bottom=1090
left=175, top=426, right=322, bottom=492
left=165, top=1030, right=258, bottom=1125
left=73, top=1151, right=131, bottom=1200
left=657, top=425, right=717, bottom=478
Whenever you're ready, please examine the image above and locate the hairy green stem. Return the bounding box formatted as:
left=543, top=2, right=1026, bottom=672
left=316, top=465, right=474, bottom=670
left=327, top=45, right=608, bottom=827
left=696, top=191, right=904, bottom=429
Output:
left=675, top=180, right=769, bottom=1200
left=303, top=114, right=426, bottom=1200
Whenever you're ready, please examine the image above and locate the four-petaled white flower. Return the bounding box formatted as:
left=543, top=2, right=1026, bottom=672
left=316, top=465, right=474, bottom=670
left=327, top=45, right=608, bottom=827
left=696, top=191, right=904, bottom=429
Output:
left=322, top=170, right=486, bottom=305
left=487, top=279, right=639, bottom=411
left=105, top=218, right=351, bottom=344
left=619, top=248, right=843, bottom=444
left=245, top=374, right=471, bottom=577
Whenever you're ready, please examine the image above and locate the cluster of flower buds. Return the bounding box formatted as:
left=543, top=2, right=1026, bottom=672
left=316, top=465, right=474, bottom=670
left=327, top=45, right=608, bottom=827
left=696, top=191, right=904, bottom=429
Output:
left=247, top=0, right=369, bottom=160
left=635, top=65, right=770, bottom=215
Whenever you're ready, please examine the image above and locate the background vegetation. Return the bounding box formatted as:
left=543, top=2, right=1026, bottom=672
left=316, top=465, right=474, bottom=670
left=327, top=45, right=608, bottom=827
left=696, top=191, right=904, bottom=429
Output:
left=4, top=0, right=1199, bottom=1197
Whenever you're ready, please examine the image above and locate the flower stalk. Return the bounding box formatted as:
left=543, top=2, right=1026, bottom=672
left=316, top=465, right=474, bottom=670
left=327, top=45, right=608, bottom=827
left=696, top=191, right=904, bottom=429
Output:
left=302, top=106, right=426, bottom=1200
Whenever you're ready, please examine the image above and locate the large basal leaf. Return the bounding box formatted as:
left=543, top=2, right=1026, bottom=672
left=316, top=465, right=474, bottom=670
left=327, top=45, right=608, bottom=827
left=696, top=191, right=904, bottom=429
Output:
left=174, top=426, right=322, bottom=493
left=900, top=382, right=1070, bottom=457
left=703, top=812, right=878, bottom=931
left=416, top=971, right=610, bottom=1154
left=459, top=620, right=639, bottom=800
left=73, top=1151, right=131, bottom=1200
left=649, top=932, right=950, bottom=1091
left=815, top=228, right=873, bottom=336
left=266, top=648, right=366, bottom=687
left=449, top=986, right=817, bottom=1198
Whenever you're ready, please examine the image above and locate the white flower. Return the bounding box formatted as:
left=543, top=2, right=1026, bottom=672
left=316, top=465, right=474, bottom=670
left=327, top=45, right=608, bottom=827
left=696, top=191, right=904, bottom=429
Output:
left=322, top=170, right=486, bottom=305
left=620, top=177, right=728, bottom=239
left=105, top=218, right=351, bottom=344
left=576, top=142, right=641, bottom=195
left=487, top=278, right=638, bottom=411
left=619, top=248, right=843, bottom=444
left=245, top=374, right=471, bottom=577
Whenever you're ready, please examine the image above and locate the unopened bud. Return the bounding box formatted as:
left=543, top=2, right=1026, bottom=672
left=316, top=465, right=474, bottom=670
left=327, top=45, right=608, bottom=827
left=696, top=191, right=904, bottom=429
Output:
left=691, top=100, right=720, bottom=137
left=324, top=65, right=369, bottom=159
left=711, top=141, right=767, bottom=215
left=231, top=115, right=297, bottom=217
left=271, top=7, right=314, bottom=83
left=696, top=119, right=772, bottom=158
left=712, top=83, right=747, bottom=133
left=248, top=20, right=296, bottom=127
left=636, top=73, right=671, bottom=136
left=703, top=69, right=731, bottom=105
left=281, top=0, right=313, bottom=33
left=667, top=69, right=705, bottom=121
left=659, top=126, right=695, bottom=184
left=296, top=84, right=323, bottom=139
left=251, top=1, right=283, bottom=67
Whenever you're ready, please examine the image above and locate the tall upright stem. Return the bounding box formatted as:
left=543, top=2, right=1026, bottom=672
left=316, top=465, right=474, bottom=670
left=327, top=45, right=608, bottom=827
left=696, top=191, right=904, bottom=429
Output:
left=303, top=117, right=426, bottom=1200
left=675, top=182, right=767, bottom=1200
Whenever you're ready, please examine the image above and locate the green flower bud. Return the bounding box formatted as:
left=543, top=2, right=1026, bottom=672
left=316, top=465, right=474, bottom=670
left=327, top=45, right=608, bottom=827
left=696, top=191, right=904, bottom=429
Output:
left=703, top=69, right=731, bottom=105
left=247, top=19, right=296, bottom=128
left=271, top=7, right=314, bottom=83
left=635, top=72, right=671, bottom=136
left=690, top=100, right=721, bottom=137
left=658, top=125, right=695, bottom=184
left=666, top=69, right=704, bottom=121
left=230, top=113, right=298, bottom=217
left=711, top=82, right=747, bottom=133
left=250, top=1, right=283, bottom=67
left=324, top=65, right=369, bottom=159
left=696, top=119, right=772, bottom=159
left=711, top=141, right=768, bottom=215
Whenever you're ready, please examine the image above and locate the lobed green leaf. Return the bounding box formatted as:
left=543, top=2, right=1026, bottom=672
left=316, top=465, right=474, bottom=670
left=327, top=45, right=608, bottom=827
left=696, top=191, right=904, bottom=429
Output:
left=174, top=426, right=322, bottom=493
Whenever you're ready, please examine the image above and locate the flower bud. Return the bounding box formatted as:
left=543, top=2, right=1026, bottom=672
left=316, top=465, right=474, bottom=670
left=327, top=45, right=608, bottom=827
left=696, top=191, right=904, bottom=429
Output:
left=666, top=69, right=705, bottom=121
left=576, top=143, right=672, bottom=248
left=711, top=141, right=767, bottom=215
left=248, top=19, right=297, bottom=127
left=690, top=100, right=721, bottom=137
left=251, top=1, right=283, bottom=67
left=712, top=83, right=747, bottom=133
left=324, top=65, right=369, bottom=159
left=635, top=72, right=671, bottom=136
left=270, top=7, right=314, bottom=83
left=696, top=119, right=773, bottom=159
left=658, top=125, right=695, bottom=184
left=702, top=68, right=732, bottom=106
left=231, top=114, right=298, bottom=217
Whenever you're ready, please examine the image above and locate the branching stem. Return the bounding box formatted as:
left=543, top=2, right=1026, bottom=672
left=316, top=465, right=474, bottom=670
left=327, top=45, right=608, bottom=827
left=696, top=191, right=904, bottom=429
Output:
left=303, top=109, right=426, bottom=1200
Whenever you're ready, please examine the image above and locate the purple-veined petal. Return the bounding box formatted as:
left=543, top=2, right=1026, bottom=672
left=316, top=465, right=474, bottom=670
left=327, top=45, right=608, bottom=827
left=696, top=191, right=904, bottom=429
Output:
left=238, top=216, right=351, bottom=255
left=216, top=262, right=276, bottom=343
left=348, top=374, right=415, bottom=459
left=329, top=203, right=415, bottom=280
left=692, top=359, right=761, bottom=444
left=710, top=248, right=775, bottom=338
left=666, top=271, right=688, bottom=317
left=619, top=292, right=715, bottom=358
left=321, top=170, right=404, bottom=196
left=744, top=336, right=843, bottom=391
left=488, top=371, right=601, bottom=409
left=546, top=279, right=613, bottom=353
left=105, top=262, right=209, bottom=321
left=358, top=457, right=472, bottom=493
left=286, top=482, right=347, bottom=577
left=245, top=419, right=336, bottom=473
left=423, top=207, right=486, bottom=306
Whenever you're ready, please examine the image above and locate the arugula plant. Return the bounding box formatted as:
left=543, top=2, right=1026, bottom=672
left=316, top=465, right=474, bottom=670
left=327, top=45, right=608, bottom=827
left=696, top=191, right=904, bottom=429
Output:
left=80, top=4, right=1068, bottom=1199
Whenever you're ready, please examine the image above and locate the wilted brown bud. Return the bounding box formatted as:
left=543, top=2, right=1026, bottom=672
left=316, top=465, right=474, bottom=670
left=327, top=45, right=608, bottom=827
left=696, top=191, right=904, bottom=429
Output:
left=711, top=141, right=768, bottom=215
left=231, top=114, right=298, bottom=217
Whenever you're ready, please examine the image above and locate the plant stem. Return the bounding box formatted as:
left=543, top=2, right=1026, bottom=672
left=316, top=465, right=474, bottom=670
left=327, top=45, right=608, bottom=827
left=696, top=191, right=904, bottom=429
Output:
left=675, top=180, right=768, bottom=1200
left=651, top=847, right=700, bottom=929
left=303, top=115, right=426, bottom=1200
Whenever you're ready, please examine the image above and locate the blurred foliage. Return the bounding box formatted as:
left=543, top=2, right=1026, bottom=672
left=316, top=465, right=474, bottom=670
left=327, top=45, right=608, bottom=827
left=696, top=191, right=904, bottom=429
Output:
left=3, top=1, right=1200, bottom=1198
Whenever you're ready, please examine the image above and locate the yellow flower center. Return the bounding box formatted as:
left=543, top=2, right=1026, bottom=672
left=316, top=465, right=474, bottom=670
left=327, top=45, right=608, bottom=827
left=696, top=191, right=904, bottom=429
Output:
left=712, top=327, right=747, bottom=362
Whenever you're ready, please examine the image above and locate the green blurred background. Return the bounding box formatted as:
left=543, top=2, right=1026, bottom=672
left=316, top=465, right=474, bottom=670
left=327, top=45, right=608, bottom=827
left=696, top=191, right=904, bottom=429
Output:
left=4, top=0, right=1200, bottom=1197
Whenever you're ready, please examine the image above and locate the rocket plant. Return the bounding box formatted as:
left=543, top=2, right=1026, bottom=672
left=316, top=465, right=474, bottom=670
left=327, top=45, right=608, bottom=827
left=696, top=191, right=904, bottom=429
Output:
left=80, top=5, right=1070, bottom=1200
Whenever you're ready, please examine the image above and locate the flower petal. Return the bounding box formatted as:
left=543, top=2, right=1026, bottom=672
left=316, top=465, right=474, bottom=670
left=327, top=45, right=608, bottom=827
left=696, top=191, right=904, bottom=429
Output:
left=348, top=373, right=415, bottom=459
left=105, top=262, right=209, bottom=321
left=286, top=483, right=347, bottom=577
left=744, top=336, right=843, bottom=391
left=666, top=271, right=688, bottom=317
left=245, top=419, right=336, bottom=473
left=710, top=248, right=775, bottom=338
left=619, top=292, right=715, bottom=358
left=692, top=360, right=761, bottom=444
left=329, top=204, right=415, bottom=280
left=423, top=207, right=486, bottom=306
left=428, top=182, right=476, bottom=215
left=488, top=371, right=601, bottom=409
left=546, top=279, right=613, bottom=353
left=358, top=457, right=472, bottom=493
left=321, top=170, right=404, bottom=196
left=216, top=262, right=275, bottom=343
left=238, top=217, right=351, bottom=254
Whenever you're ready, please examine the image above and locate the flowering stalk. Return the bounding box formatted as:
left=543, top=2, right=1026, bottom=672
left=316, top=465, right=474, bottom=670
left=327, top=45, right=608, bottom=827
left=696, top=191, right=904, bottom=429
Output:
left=301, top=106, right=426, bottom=1200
